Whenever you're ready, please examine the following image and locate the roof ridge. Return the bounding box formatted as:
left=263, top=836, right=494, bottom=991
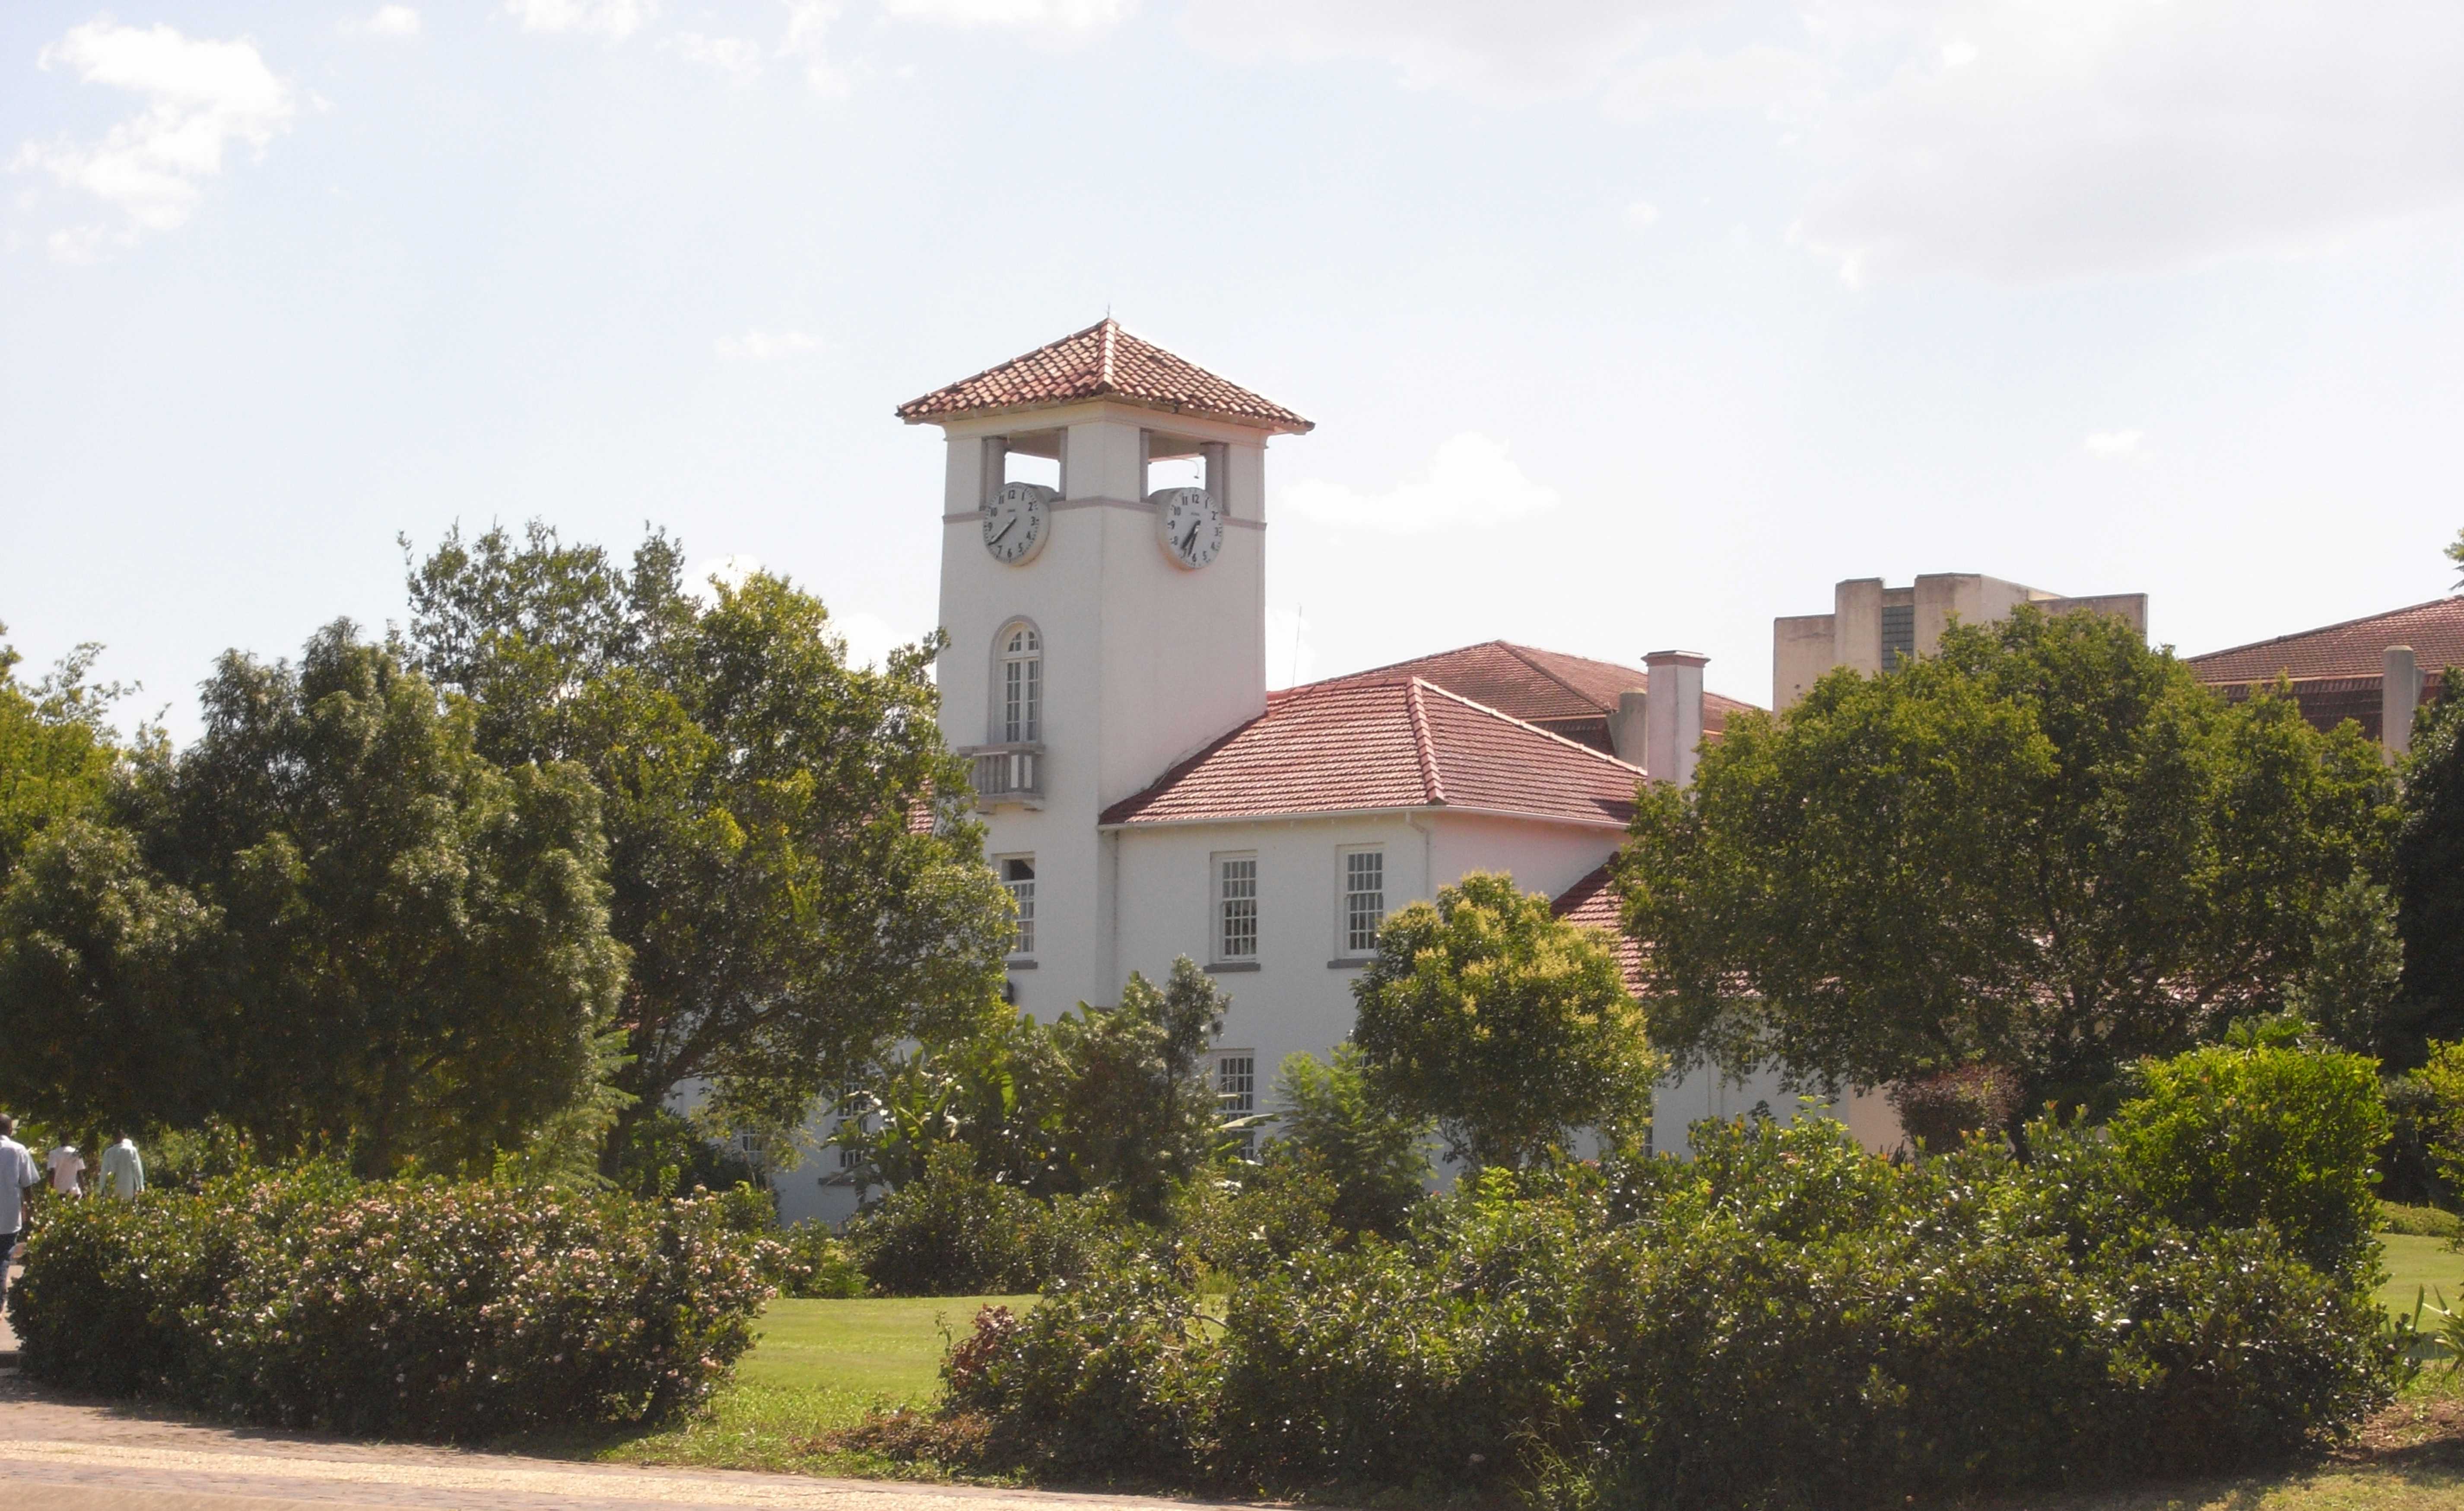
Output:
left=1415, top=679, right=1649, bottom=776
left=1096, top=317, right=1118, bottom=390
left=1497, top=641, right=1610, bottom=711
left=2189, top=595, right=2464, bottom=666
left=1295, top=639, right=1510, bottom=692
left=1404, top=679, right=1447, bottom=805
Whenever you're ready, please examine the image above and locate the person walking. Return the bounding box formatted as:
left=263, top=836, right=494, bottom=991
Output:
left=45, top=1141, right=84, bottom=1199
left=99, top=1133, right=144, bottom=1200
left=0, top=1116, right=40, bottom=1308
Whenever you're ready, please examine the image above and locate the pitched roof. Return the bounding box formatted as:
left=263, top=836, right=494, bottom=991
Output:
left=2187, top=597, right=2464, bottom=684
left=1314, top=640, right=1755, bottom=737
left=896, top=319, right=1313, bottom=434
left=1552, top=863, right=1646, bottom=995
left=1099, top=678, right=1647, bottom=829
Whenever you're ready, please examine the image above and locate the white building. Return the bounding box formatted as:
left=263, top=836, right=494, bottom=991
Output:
left=778, top=321, right=1875, bottom=1224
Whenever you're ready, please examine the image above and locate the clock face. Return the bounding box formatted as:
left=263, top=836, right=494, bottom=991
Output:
left=982, top=481, right=1055, bottom=565
left=1151, top=486, right=1225, bottom=570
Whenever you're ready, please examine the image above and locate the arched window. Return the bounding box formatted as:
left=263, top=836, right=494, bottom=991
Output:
left=999, top=623, right=1041, bottom=744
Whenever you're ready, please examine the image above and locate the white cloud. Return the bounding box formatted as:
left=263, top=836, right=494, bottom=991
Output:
left=12, top=20, right=296, bottom=258
left=1280, top=433, right=1559, bottom=535
left=504, top=0, right=657, bottom=41
left=2083, top=429, right=2145, bottom=459
left=715, top=328, right=820, bottom=360
left=1181, top=0, right=1692, bottom=102
left=829, top=610, right=912, bottom=671
left=1600, top=42, right=1827, bottom=124
left=669, top=32, right=762, bottom=81
left=886, top=0, right=1135, bottom=30
left=1626, top=199, right=1661, bottom=229
left=778, top=1, right=847, bottom=95
left=363, top=6, right=422, bottom=38
left=1794, top=0, right=2464, bottom=282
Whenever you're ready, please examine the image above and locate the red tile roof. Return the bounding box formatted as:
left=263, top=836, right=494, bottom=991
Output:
left=896, top=319, right=1313, bottom=434
left=2188, top=597, right=2464, bottom=684
left=1099, top=678, right=1647, bottom=829
left=1310, top=641, right=1756, bottom=754
left=1551, top=862, right=1645, bottom=995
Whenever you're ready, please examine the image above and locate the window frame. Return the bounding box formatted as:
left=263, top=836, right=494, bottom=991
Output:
left=1213, top=851, right=1260, bottom=964
left=1216, top=1049, right=1258, bottom=1158
left=1337, top=845, right=1387, bottom=959
left=992, top=619, right=1043, bottom=746
left=999, top=854, right=1037, bottom=958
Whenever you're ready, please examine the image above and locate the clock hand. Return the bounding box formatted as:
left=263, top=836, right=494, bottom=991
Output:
left=1180, top=521, right=1200, bottom=554
left=989, top=515, right=1018, bottom=545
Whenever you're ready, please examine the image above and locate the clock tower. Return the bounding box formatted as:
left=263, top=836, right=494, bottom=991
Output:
left=898, top=319, right=1313, bottom=1012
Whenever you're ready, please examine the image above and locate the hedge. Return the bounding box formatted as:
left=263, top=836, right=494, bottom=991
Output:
left=8, top=1166, right=775, bottom=1440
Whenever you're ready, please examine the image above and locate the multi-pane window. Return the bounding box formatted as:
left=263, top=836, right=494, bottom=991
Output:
left=1217, top=854, right=1258, bottom=961
left=1342, top=848, right=1385, bottom=956
left=1880, top=604, right=1916, bottom=669
left=1002, top=856, right=1036, bottom=956
left=1000, top=624, right=1041, bottom=743
left=1217, top=1052, right=1257, bottom=1158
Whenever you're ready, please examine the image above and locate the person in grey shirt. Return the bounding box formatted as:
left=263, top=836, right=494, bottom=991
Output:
left=0, top=1114, right=41, bottom=1307
left=99, top=1134, right=144, bottom=1200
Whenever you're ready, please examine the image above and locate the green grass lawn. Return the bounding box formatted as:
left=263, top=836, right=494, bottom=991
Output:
left=2378, top=1232, right=2464, bottom=1323
left=594, top=1295, right=1031, bottom=1479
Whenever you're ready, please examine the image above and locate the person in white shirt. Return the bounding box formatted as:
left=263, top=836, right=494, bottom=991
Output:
left=46, top=1143, right=84, bottom=1198
left=0, top=1116, right=41, bottom=1305
left=99, top=1134, right=144, bottom=1201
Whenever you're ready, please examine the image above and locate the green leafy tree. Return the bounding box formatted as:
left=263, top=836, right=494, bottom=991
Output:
left=2286, top=875, right=2404, bottom=1056
left=0, top=626, right=128, bottom=885
left=1621, top=607, right=2395, bottom=1136
left=1352, top=871, right=1657, bottom=1170
left=1264, top=1041, right=1431, bottom=1237
left=1051, top=957, right=1230, bottom=1220
left=401, top=523, right=1012, bottom=1162
left=2393, top=683, right=2464, bottom=1061
left=0, top=623, right=627, bottom=1175
left=841, top=1005, right=1075, bottom=1195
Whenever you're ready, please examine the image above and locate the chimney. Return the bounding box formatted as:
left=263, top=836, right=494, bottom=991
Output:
left=2384, top=646, right=2421, bottom=761
left=1642, top=650, right=1708, bottom=788
left=1609, top=690, right=1650, bottom=765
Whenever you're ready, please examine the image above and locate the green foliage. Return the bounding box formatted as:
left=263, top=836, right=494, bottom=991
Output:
left=0, top=623, right=627, bottom=1175
left=0, top=627, right=125, bottom=886
left=2394, top=682, right=2464, bottom=1060
left=1623, top=605, right=2396, bottom=1123
left=2108, top=1040, right=2391, bottom=1283
left=401, top=523, right=1011, bottom=1158
left=940, top=1252, right=1220, bottom=1480
left=2290, top=875, right=2406, bottom=1055
left=1887, top=1063, right=2023, bottom=1152
left=9, top=1167, right=772, bottom=1440
left=926, top=1041, right=2406, bottom=1504
left=604, top=1106, right=764, bottom=1199
left=2418, top=1040, right=2464, bottom=1193
left=1352, top=872, right=1657, bottom=1170
left=841, top=1142, right=1106, bottom=1296
left=2378, top=1201, right=2461, bottom=1240
left=1264, top=1043, right=1430, bottom=1238
left=768, top=1220, right=867, bottom=1298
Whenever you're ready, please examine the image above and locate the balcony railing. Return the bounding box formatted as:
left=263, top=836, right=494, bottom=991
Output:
left=964, top=742, right=1045, bottom=808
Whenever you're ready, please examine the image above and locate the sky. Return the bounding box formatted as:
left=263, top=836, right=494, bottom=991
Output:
left=5, top=0, right=2463, bottom=741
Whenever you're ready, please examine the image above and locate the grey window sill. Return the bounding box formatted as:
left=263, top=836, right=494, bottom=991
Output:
left=1006, top=958, right=1038, bottom=970
left=1327, top=957, right=1372, bottom=970
left=1207, top=961, right=1262, bottom=973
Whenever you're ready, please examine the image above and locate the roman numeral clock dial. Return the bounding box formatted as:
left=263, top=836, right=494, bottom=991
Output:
left=1151, top=486, right=1225, bottom=570
left=982, top=481, right=1054, bottom=565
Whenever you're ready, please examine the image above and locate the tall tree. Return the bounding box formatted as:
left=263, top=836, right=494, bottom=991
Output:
left=1620, top=607, right=2395, bottom=1134
left=1352, top=871, right=1656, bottom=1170
left=0, top=625, right=127, bottom=886
left=401, top=523, right=1011, bottom=1159
left=2393, top=683, right=2464, bottom=1061
left=0, top=623, right=626, bottom=1174
left=1050, top=957, right=1230, bottom=1219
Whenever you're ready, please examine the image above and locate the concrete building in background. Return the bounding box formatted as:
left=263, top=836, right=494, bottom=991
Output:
left=2187, top=596, right=2464, bottom=759
left=1773, top=574, right=2150, bottom=710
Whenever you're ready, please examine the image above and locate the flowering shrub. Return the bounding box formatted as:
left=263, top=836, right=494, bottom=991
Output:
left=9, top=1167, right=772, bottom=1440
left=770, top=1220, right=866, bottom=1298
left=911, top=1042, right=2407, bottom=1505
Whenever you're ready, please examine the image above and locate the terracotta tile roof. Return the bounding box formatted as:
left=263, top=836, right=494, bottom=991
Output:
left=896, top=318, right=1313, bottom=434
left=1310, top=641, right=1756, bottom=754
left=2209, top=672, right=2446, bottom=742
left=2188, top=597, right=2464, bottom=684
left=1551, top=863, right=1645, bottom=996
left=1099, top=678, right=1646, bottom=829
